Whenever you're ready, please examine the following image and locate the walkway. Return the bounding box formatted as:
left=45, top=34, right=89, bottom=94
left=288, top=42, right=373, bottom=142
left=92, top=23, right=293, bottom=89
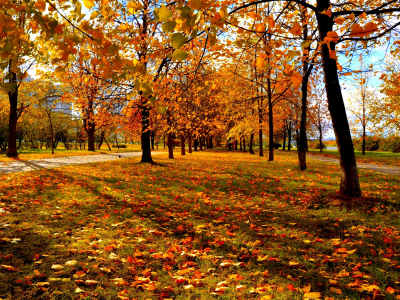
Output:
left=0, top=152, right=162, bottom=174
left=307, top=154, right=400, bottom=176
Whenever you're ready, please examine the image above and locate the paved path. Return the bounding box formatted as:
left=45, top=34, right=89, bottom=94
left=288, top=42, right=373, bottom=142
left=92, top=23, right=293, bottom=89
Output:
left=307, top=154, right=400, bottom=176
left=0, top=152, right=162, bottom=174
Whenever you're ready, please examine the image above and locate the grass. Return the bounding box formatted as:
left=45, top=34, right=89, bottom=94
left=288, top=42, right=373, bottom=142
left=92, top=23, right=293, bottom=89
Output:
left=304, top=149, right=400, bottom=167
left=0, top=144, right=144, bottom=162
left=0, top=150, right=400, bottom=299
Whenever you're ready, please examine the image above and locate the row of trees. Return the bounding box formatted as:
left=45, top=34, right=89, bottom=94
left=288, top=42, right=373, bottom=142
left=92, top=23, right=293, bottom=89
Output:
left=2, top=0, right=400, bottom=197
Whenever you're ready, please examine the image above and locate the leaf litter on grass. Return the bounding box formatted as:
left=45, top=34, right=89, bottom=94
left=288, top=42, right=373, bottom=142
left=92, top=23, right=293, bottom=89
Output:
left=0, top=151, right=400, bottom=299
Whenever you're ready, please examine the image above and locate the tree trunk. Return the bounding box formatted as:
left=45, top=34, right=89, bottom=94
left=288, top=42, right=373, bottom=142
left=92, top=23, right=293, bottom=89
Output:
left=188, top=131, right=192, bottom=153
left=249, top=134, right=255, bottom=154
left=209, top=137, right=213, bottom=148
left=288, top=124, right=292, bottom=151
left=243, top=138, right=246, bottom=152
left=6, top=73, right=18, bottom=157
left=362, top=124, right=366, bottom=155
left=104, top=137, right=111, bottom=150
left=194, top=138, right=198, bottom=151
left=228, top=138, right=232, bottom=151
left=181, top=133, right=185, bottom=155
left=235, top=139, right=238, bottom=150
left=87, top=125, right=95, bottom=151
left=319, top=127, right=323, bottom=152
left=49, top=115, right=54, bottom=155
left=140, top=103, right=153, bottom=163
left=151, top=132, right=155, bottom=150
left=316, top=0, right=361, bottom=196
left=168, top=131, right=174, bottom=159
left=199, top=137, right=203, bottom=151
left=268, top=76, right=274, bottom=161
left=239, top=138, right=243, bottom=151
left=283, top=126, right=287, bottom=150
left=164, top=135, right=166, bottom=149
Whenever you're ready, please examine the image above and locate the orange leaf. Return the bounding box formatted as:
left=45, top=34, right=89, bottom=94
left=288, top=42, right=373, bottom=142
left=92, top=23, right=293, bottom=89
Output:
left=289, top=22, right=302, bottom=36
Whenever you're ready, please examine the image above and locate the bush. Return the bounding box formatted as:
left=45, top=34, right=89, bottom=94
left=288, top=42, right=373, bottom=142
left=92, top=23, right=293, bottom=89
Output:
left=274, top=143, right=282, bottom=150
left=309, top=141, right=326, bottom=150
left=380, top=137, right=400, bottom=153
left=353, top=137, right=380, bottom=152
left=112, top=144, right=127, bottom=148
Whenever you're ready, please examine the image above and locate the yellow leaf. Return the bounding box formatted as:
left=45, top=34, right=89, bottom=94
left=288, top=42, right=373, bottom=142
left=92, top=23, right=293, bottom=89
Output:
left=289, top=22, right=302, bottom=36
left=188, top=0, right=204, bottom=10
left=304, top=292, right=322, bottom=299
left=83, top=0, right=95, bottom=9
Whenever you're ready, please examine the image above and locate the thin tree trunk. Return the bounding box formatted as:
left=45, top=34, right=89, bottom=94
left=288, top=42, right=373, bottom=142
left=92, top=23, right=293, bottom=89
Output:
left=319, top=127, right=323, bottom=152
left=235, top=139, right=238, bottom=150
left=283, top=126, right=287, bottom=151
left=267, top=76, right=274, bottom=161
left=239, top=138, right=243, bottom=151
left=188, top=131, right=192, bottom=153
left=194, top=138, right=198, bottom=151
left=317, top=1, right=361, bottom=196
left=6, top=72, right=18, bottom=157
left=288, top=123, right=292, bottom=151
left=104, top=137, right=111, bottom=150
left=362, top=124, right=366, bottom=155
left=199, top=137, right=203, bottom=151
left=249, top=134, right=255, bottom=154
left=181, top=133, right=185, bottom=155
left=228, top=138, right=232, bottom=151
left=140, top=103, right=153, bottom=163
left=243, top=138, right=246, bottom=152
left=168, top=131, right=174, bottom=159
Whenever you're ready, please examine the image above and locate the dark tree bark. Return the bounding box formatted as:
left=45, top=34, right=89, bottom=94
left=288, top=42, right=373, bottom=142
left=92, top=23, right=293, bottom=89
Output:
left=235, top=139, right=238, bottom=150
left=316, top=0, right=361, bottom=196
left=181, top=133, right=185, bottom=155
left=194, top=138, right=198, bottom=151
left=209, top=137, right=213, bottom=148
left=6, top=72, right=18, bottom=157
left=164, top=135, right=166, bottom=149
left=228, top=138, right=232, bottom=151
left=282, top=126, right=287, bottom=151
left=140, top=103, right=153, bottom=163
left=362, top=124, right=366, bottom=155
left=319, top=127, right=323, bottom=152
left=239, top=138, right=243, bottom=151
left=249, top=134, right=255, bottom=154
left=243, top=137, right=246, bottom=152
left=288, top=123, right=292, bottom=151
left=168, top=131, right=174, bottom=159
left=150, top=131, right=155, bottom=150
left=188, top=131, right=192, bottom=153
left=199, top=137, right=203, bottom=151
left=267, top=76, right=274, bottom=161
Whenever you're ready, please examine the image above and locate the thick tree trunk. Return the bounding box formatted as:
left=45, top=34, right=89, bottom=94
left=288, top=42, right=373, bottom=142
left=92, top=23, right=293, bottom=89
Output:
left=168, top=131, right=174, bottom=159
left=235, top=139, right=238, bottom=150
left=87, top=124, right=96, bottom=151
left=299, top=70, right=309, bottom=169
left=194, top=139, right=198, bottom=151
left=243, top=138, right=246, bottom=152
left=6, top=73, right=18, bottom=158
left=199, top=137, right=203, bottom=151
left=249, top=134, right=255, bottom=154
left=239, top=138, right=242, bottom=151
left=181, top=133, right=185, bottom=155
left=140, top=104, right=153, bottom=163
left=317, top=0, right=361, bottom=196
left=209, top=137, right=213, bottom=148
left=228, top=138, right=232, bottom=151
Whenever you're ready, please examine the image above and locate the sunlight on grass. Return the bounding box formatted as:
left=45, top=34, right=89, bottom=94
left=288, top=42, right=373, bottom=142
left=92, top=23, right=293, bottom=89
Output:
left=0, top=151, right=399, bottom=299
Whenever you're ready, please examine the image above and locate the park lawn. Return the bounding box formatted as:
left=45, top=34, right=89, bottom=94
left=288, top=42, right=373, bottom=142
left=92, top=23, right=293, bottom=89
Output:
left=305, top=149, right=400, bottom=167
left=0, top=151, right=400, bottom=300
left=0, top=144, right=143, bottom=162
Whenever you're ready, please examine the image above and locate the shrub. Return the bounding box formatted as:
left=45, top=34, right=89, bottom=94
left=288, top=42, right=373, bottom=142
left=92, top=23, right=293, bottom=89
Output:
left=309, top=141, right=326, bottom=150
left=353, top=137, right=380, bottom=152
left=112, top=144, right=127, bottom=148
left=274, top=143, right=282, bottom=150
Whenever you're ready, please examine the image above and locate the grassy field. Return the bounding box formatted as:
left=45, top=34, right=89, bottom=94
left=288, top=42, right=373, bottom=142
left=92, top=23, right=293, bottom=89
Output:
left=0, top=150, right=399, bottom=299
left=305, top=149, right=400, bottom=167
left=0, top=144, right=143, bottom=162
